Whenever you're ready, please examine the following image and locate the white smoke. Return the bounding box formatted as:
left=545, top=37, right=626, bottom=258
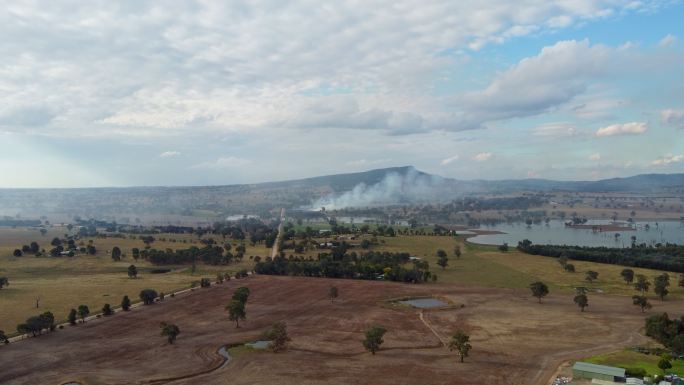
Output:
left=310, top=168, right=445, bottom=210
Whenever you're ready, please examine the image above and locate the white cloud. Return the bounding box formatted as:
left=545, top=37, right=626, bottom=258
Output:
left=652, top=154, right=684, bottom=166
left=0, top=2, right=661, bottom=138
left=159, top=151, right=180, bottom=158
left=658, top=34, right=677, bottom=47
left=661, top=109, right=684, bottom=129
left=533, top=122, right=578, bottom=137
left=190, top=156, right=251, bottom=170
left=473, top=152, right=493, bottom=162
left=440, top=155, right=460, bottom=166
left=595, top=122, right=648, bottom=137
left=451, top=40, right=614, bottom=130
left=588, top=153, right=601, bottom=161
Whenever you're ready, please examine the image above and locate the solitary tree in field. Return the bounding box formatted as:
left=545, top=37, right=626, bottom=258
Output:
left=132, top=248, right=140, bottom=261
left=77, top=305, right=90, bottom=323
left=160, top=322, right=180, bottom=344
left=232, top=287, right=250, bottom=304
left=265, top=322, right=291, bottom=352
left=13, top=249, right=22, bottom=257
left=437, top=253, right=449, bottom=270
left=574, top=287, right=589, bottom=312
left=226, top=300, right=246, bottom=328
left=529, top=281, right=549, bottom=303
left=658, top=356, right=673, bottom=373
left=68, top=308, right=77, bottom=325
left=654, top=273, right=670, bottom=301
left=0, top=277, right=8, bottom=289
left=564, top=264, right=575, bottom=273
left=585, top=271, right=599, bottom=283
left=329, top=286, right=339, bottom=303
left=454, top=245, right=461, bottom=259
left=128, top=265, right=138, bottom=279
left=362, top=325, right=387, bottom=355
left=448, top=330, right=472, bottom=363
left=102, top=304, right=113, bottom=316
left=621, top=269, right=635, bottom=284
left=558, top=255, right=568, bottom=269
left=632, top=295, right=652, bottom=313
left=634, top=274, right=650, bottom=294
left=121, top=295, right=131, bottom=311
left=0, top=330, right=8, bottom=344
left=111, top=247, right=122, bottom=261
left=140, top=289, right=158, bottom=305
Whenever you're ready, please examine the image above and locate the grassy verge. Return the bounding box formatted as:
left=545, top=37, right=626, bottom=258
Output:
left=584, top=349, right=684, bottom=377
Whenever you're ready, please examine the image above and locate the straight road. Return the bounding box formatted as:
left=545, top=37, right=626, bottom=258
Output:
left=271, top=208, right=285, bottom=258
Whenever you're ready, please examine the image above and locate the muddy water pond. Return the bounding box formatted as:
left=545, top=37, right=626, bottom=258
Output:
left=399, top=298, right=447, bottom=309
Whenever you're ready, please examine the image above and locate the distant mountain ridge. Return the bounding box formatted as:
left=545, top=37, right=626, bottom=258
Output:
left=256, top=166, right=684, bottom=193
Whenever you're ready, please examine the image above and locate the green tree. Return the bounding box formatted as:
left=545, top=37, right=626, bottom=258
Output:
left=454, top=245, right=461, bottom=259
left=102, top=303, right=114, bottom=316
left=132, top=247, right=140, bottom=261
left=585, top=270, right=599, bottom=283
left=128, top=264, right=138, bottom=278
left=632, top=295, right=652, bottom=313
left=139, top=289, right=158, bottom=305
left=111, top=246, right=122, bottom=261
left=658, top=356, right=673, bottom=373
left=362, top=325, right=387, bottom=355
left=226, top=299, right=246, bottom=328
left=232, top=287, right=250, bottom=304
left=13, top=249, right=22, bottom=257
left=564, top=263, right=575, bottom=273
left=0, top=330, right=8, bottom=344
left=68, top=308, right=77, bottom=325
left=621, top=268, right=635, bottom=284
left=634, top=274, right=650, bottom=294
left=558, top=255, right=568, bottom=269
left=264, top=322, right=291, bottom=352
left=654, top=273, right=670, bottom=301
left=448, top=330, right=472, bottom=363
left=0, top=277, right=8, bottom=289
left=529, top=281, right=549, bottom=303
left=437, top=254, right=449, bottom=270
left=498, top=243, right=509, bottom=252
left=121, top=295, right=131, bottom=311
left=160, top=322, right=180, bottom=344
left=329, top=286, right=339, bottom=303
left=574, top=287, right=589, bottom=312
left=77, top=305, right=90, bottom=323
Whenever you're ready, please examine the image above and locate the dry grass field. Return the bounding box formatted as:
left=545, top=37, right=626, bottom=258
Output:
left=2, top=275, right=683, bottom=385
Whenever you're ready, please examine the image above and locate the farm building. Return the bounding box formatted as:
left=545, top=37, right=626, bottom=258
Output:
left=572, top=362, right=626, bottom=382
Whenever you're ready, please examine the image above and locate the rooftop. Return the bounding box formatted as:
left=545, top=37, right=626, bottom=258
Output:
left=573, top=362, right=626, bottom=377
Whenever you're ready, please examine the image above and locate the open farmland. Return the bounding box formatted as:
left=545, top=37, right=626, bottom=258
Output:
left=2, top=275, right=683, bottom=385
left=3, top=225, right=684, bottom=333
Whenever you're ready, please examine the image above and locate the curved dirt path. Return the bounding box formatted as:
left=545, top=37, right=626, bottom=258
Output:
left=532, top=331, right=646, bottom=385
left=145, top=345, right=232, bottom=384
left=419, top=310, right=447, bottom=347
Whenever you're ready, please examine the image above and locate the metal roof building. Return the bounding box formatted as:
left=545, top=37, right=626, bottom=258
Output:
left=572, top=362, right=626, bottom=382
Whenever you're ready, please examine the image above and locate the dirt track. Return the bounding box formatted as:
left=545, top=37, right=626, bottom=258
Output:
left=2, top=275, right=681, bottom=385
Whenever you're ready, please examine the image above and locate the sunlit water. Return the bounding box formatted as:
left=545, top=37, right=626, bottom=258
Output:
left=467, top=220, right=684, bottom=247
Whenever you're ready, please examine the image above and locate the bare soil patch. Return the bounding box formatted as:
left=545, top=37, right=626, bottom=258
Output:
left=2, top=275, right=681, bottom=385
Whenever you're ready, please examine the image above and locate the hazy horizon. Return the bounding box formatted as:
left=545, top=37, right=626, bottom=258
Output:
left=1, top=1, right=684, bottom=188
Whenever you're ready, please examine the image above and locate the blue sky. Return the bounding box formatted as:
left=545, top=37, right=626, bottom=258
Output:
left=0, top=1, right=683, bottom=187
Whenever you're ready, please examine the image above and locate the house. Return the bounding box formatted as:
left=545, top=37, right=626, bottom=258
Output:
left=572, top=362, right=626, bottom=382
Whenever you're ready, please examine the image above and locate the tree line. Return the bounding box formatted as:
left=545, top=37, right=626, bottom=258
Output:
left=254, top=251, right=433, bottom=283
left=517, top=240, right=684, bottom=273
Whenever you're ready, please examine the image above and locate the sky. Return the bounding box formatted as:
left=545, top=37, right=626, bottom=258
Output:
left=1, top=1, right=684, bottom=188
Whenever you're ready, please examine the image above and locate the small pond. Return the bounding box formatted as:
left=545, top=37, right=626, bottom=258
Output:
left=399, top=298, right=447, bottom=309
left=245, top=340, right=272, bottom=349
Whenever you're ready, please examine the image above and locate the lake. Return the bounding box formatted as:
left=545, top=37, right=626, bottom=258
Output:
left=468, top=219, right=684, bottom=248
